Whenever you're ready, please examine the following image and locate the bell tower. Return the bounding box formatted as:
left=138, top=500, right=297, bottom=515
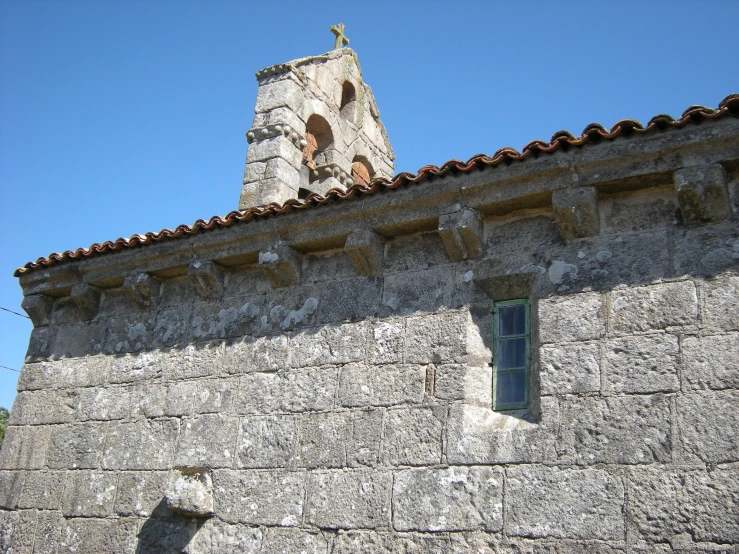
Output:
left=239, top=24, right=395, bottom=210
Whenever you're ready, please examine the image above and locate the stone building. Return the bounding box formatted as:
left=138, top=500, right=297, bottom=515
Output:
left=1, top=30, right=738, bottom=553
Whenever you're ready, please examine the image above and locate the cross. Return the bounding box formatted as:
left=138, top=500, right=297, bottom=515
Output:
left=330, top=23, right=349, bottom=50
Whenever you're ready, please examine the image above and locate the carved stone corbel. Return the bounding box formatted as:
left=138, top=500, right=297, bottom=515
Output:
left=188, top=259, right=225, bottom=300
left=674, top=163, right=730, bottom=224
left=123, top=272, right=161, bottom=308
left=438, top=208, right=484, bottom=261
left=70, top=283, right=101, bottom=321
left=21, top=294, right=55, bottom=327
left=259, top=243, right=302, bottom=288
left=345, top=230, right=384, bottom=276
left=552, top=186, right=600, bottom=239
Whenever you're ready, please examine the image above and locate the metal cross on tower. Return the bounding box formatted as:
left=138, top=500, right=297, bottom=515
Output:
left=330, top=23, right=349, bottom=49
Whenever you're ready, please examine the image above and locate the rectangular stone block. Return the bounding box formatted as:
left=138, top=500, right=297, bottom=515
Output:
left=332, top=531, right=449, bottom=554
left=338, top=363, right=425, bottom=407
left=289, top=322, right=368, bottom=368
left=540, top=342, right=601, bottom=395
left=59, top=517, right=138, bottom=554
left=213, top=469, right=305, bottom=526
left=348, top=409, right=383, bottom=468
left=114, top=471, right=167, bottom=517
left=0, top=509, right=36, bottom=552
left=700, top=273, right=739, bottom=331
left=163, top=341, right=224, bottom=380
left=17, top=360, right=68, bottom=391
left=260, top=528, right=328, bottom=554
left=190, top=298, right=262, bottom=342
left=0, top=425, right=49, bottom=470
left=109, top=351, right=164, bottom=384
left=381, top=407, right=444, bottom=466
left=368, top=319, right=405, bottom=364
left=625, top=468, right=690, bottom=543
left=233, top=373, right=280, bottom=414
left=47, top=422, right=106, bottom=469
left=611, top=281, right=698, bottom=333
left=18, top=470, right=65, bottom=510
left=189, top=377, right=237, bottom=415
left=382, top=266, right=455, bottom=316
left=558, top=395, right=671, bottom=465
left=152, top=306, right=192, bottom=349
left=103, top=314, right=156, bottom=355
left=175, top=414, right=238, bottom=469
left=685, top=467, right=739, bottom=544
left=446, top=399, right=560, bottom=465
left=505, top=466, right=625, bottom=540
left=137, top=380, right=193, bottom=418
left=75, top=384, right=133, bottom=421
left=676, top=390, right=738, bottom=463
left=434, top=364, right=493, bottom=406
left=539, top=292, right=605, bottom=344
left=31, top=510, right=63, bottom=554
left=603, top=334, right=679, bottom=394
left=224, top=334, right=289, bottom=374
left=101, top=418, right=178, bottom=470
left=279, top=367, right=338, bottom=413
left=9, top=389, right=77, bottom=425
left=294, top=412, right=350, bottom=468
left=61, top=470, right=118, bottom=517
left=681, top=333, right=739, bottom=390
left=405, top=311, right=474, bottom=365
left=0, top=470, right=25, bottom=509
left=305, top=470, right=392, bottom=529
left=393, top=466, right=503, bottom=532
left=237, top=414, right=297, bottom=469
left=187, top=519, right=263, bottom=554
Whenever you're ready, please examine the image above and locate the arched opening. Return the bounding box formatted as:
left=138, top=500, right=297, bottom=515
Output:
left=340, top=81, right=357, bottom=122
left=351, top=156, right=374, bottom=186
left=303, top=114, right=333, bottom=173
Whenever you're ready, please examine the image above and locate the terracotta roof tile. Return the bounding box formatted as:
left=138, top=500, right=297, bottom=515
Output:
left=15, top=94, right=739, bottom=276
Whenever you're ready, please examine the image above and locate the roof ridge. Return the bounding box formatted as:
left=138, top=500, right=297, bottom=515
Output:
left=15, top=93, right=739, bottom=276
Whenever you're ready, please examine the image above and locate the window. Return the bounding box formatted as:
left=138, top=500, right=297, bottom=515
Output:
left=493, top=299, right=530, bottom=410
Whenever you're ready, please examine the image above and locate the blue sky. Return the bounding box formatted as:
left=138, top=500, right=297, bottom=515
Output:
left=1, top=0, right=737, bottom=410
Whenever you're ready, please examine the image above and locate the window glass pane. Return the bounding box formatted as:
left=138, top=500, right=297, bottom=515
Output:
left=497, top=337, right=526, bottom=369
left=498, top=304, right=526, bottom=336
left=496, top=370, right=526, bottom=406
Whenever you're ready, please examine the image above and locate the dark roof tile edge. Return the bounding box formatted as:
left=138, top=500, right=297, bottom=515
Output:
left=15, top=93, right=739, bottom=276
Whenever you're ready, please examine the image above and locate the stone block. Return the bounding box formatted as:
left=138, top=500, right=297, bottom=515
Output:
left=17, top=360, right=63, bottom=391
left=685, top=467, right=739, bottom=543
left=137, top=380, right=191, bottom=418
left=368, top=318, right=405, bottom=364
left=681, top=333, right=739, bottom=390
left=295, top=412, right=350, bottom=468
left=610, top=281, right=698, bottom=333
left=405, top=311, right=474, bottom=365
left=163, top=341, right=224, bottom=381
left=625, top=468, right=690, bottom=543
left=189, top=258, right=225, bottom=300
left=313, top=276, right=383, bottom=324
left=438, top=207, right=484, bottom=261
left=109, top=350, right=164, bottom=383
left=540, top=342, right=601, bottom=395
left=47, top=422, right=106, bottom=469
left=122, top=271, right=160, bottom=307
left=224, top=334, right=288, bottom=374
left=539, top=291, right=605, bottom=344
left=674, top=163, right=730, bottom=224
left=259, top=243, right=302, bottom=288
left=239, top=177, right=298, bottom=210
left=289, top=321, right=368, bottom=368
left=213, top=469, right=305, bottom=526
left=165, top=466, right=214, bottom=517
left=31, top=510, right=64, bottom=554
left=338, top=363, right=425, bottom=407
left=101, top=418, right=179, bottom=470
left=0, top=425, right=49, bottom=469
left=381, top=407, right=444, bottom=466
left=9, top=389, right=77, bottom=425
left=70, top=283, right=101, bottom=320
left=61, top=470, right=117, bottom=517
left=676, top=390, right=738, bottom=463
left=233, top=372, right=280, bottom=414
left=552, top=186, right=600, bottom=239
left=305, top=470, right=392, bottom=529
left=0, top=470, right=24, bottom=509
left=63, top=355, right=110, bottom=388
left=254, top=78, right=304, bottom=114
left=260, top=528, right=328, bottom=554
left=393, top=466, right=503, bottom=532
left=348, top=409, right=384, bottom=468
left=114, top=471, right=167, bottom=517
left=59, top=517, right=138, bottom=554
left=446, top=399, right=559, bottom=465
left=434, top=364, right=493, bottom=406
left=152, top=305, right=192, bottom=348
left=382, top=266, right=456, bottom=315
left=505, top=466, right=625, bottom=540
left=21, top=293, right=54, bottom=327
left=18, top=470, right=65, bottom=510
left=345, top=230, right=385, bottom=276
left=385, top=231, right=450, bottom=274
left=135, top=514, right=201, bottom=554
left=333, top=531, right=450, bottom=553
left=190, top=377, right=237, bottom=415
left=237, top=415, right=297, bottom=468
left=186, top=520, right=263, bottom=554
left=175, top=414, right=238, bottom=469
left=0, top=509, right=36, bottom=552
left=103, top=313, right=156, bottom=354
left=603, top=334, right=680, bottom=394
left=701, top=272, right=739, bottom=331
left=558, top=395, right=671, bottom=465
left=189, top=298, right=261, bottom=342
left=672, top=221, right=739, bottom=277
left=75, top=384, right=133, bottom=421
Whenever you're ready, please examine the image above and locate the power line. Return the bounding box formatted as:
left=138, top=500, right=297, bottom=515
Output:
left=0, top=365, right=20, bottom=373
left=0, top=307, right=30, bottom=319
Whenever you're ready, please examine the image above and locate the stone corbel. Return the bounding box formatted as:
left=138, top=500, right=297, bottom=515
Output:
left=21, top=294, right=55, bottom=327
left=70, top=283, right=101, bottom=321
left=188, top=259, right=225, bottom=300
left=123, top=272, right=161, bottom=308
left=165, top=467, right=214, bottom=518
left=552, top=186, right=600, bottom=239
left=674, top=163, right=730, bottom=224
left=345, top=230, right=385, bottom=276
left=438, top=208, right=484, bottom=261
left=259, top=243, right=302, bottom=288
left=245, top=124, right=307, bottom=151
left=311, top=163, right=354, bottom=188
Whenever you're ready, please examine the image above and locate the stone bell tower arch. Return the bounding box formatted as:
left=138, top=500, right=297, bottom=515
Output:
left=238, top=24, right=395, bottom=210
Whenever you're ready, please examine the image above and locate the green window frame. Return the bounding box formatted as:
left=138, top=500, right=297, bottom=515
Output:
left=492, top=299, right=530, bottom=410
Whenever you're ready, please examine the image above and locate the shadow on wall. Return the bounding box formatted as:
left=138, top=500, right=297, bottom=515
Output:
left=135, top=500, right=202, bottom=554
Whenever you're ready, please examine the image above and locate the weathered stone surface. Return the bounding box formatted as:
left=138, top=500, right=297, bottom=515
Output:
left=405, top=311, right=475, bottom=364
left=165, top=466, right=214, bottom=517
left=625, top=468, right=690, bottom=543
left=260, top=528, right=328, bottom=554
left=431, top=364, right=492, bottom=406
left=59, top=517, right=138, bottom=554
left=32, top=510, right=64, bottom=554
left=163, top=341, right=224, bottom=380
left=102, top=418, right=178, bottom=470
left=109, top=351, right=164, bottom=383
left=539, top=292, right=605, bottom=344
left=540, top=342, right=600, bottom=395
left=674, top=163, right=730, bottom=223
left=189, top=258, right=225, bottom=300
left=75, top=384, right=133, bottom=421
left=114, top=471, right=167, bottom=517
left=333, top=531, right=450, bottom=553
left=259, top=243, right=302, bottom=288
left=9, top=388, right=77, bottom=425
left=552, top=186, right=600, bottom=239
left=186, top=520, right=263, bottom=554
left=438, top=208, right=484, bottom=261
left=382, top=266, right=456, bottom=315
left=338, top=363, right=425, bottom=407
left=18, top=470, right=65, bottom=510
left=558, top=395, right=671, bottom=464
left=135, top=514, right=201, bottom=554
left=175, top=414, right=237, bottom=469
left=382, top=407, right=444, bottom=466
left=305, top=470, right=392, bottom=529
left=685, top=467, right=739, bottom=544
left=289, top=321, right=368, bottom=367
left=47, top=422, right=106, bottom=469
left=505, top=466, right=625, bottom=540
left=0, top=425, right=49, bottom=470
left=681, top=333, right=739, bottom=390
left=70, top=283, right=101, bottom=320
left=0, top=470, right=25, bottom=509
left=603, top=334, right=679, bottom=393
left=214, top=469, right=304, bottom=525
left=237, top=414, right=296, bottom=468
left=393, top=466, right=503, bottom=532
left=611, top=280, right=698, bottom=333
left=348, top=409, right=384, bottom=468
left=224, top=334, right=288, bottom=374
left=123, top=271, right=161, bottom=308
left=61, top=470, right=117, bottom=517
left=345, top=229, right=385, bottom=276
left=0, top=509, right=36, bottom=553
left=677, top=390, right=739, bottom=463
left=295, top=412, right=350, bottom=468
left=21, top=293, right=54, bottom=327
left=368, top=318, right=405, bottom=364
left=701, top=272, right=739, bottom=331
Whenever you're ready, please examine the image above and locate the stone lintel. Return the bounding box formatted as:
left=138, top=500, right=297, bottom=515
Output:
left=345, top=230, right=385, bottom=276
left=259, top=243, right=302, bottom=288
left=70, top=283, right=101, bottom=321
left=188, top=259, right=225, bottom=300
left=122, top=272, right=160, bottom=308
left=552, top=186, right=600, bottom=239
left=674, top=163, right=730, bottom=224
left=438, top=208, right=484, bottom=261
left=21, top=294, right=55, bottom=327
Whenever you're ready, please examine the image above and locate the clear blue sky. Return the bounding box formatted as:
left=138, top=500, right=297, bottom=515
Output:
left=1, top=0, right=737, bottom=410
